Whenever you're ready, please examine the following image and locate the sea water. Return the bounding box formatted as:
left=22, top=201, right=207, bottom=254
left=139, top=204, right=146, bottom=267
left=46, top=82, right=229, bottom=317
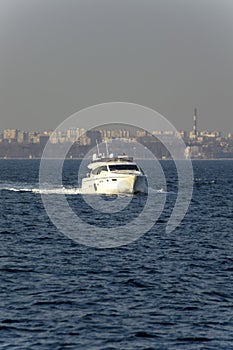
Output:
left=0, top=159, right=233, bottom=349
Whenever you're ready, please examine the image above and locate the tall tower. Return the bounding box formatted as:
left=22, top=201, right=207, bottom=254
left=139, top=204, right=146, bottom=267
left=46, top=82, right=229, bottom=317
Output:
left=193, top=108, right=198, bottom=141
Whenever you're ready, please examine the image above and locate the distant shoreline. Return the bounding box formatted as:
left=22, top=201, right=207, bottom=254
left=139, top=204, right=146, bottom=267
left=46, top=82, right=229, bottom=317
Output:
left=0, top=157, right=233, bottom=161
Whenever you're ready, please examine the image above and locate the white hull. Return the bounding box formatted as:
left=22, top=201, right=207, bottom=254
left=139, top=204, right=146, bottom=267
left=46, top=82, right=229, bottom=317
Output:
left=81, top=174, right=147, bottom=195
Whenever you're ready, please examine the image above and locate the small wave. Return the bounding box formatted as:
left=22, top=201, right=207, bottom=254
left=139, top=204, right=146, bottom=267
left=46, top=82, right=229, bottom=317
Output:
left=194, top=178, right=216, bottom=185
left=148, top=187, right=175, bottom=194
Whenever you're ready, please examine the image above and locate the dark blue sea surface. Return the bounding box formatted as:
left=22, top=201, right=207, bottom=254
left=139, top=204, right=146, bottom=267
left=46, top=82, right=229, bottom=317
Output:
left=0, top=159, right=233, bottom=350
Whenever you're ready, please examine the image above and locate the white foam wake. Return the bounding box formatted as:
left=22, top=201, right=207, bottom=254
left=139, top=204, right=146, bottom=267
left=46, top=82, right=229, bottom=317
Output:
left=0, top=184, right=174, bottom=195
left=0, top=184, right=81, bottom=195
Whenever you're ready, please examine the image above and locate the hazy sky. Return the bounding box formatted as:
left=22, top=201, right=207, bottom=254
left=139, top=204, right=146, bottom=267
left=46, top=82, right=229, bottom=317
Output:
left=1, top=0, right=233, bottom=133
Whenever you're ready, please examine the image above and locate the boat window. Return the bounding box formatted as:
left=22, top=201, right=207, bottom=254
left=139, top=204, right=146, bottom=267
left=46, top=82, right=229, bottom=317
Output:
left=92, top=166, right=108, bottom=175
left=109, top=164, right=139, bottom=171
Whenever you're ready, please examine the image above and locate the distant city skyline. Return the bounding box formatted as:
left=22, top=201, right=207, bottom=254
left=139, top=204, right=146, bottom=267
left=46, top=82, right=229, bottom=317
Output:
left=0, top=115, right=232, bottom=137
left=0, top=124, right=232, bottom=140
left=0, top=124, right=232, bottom=159
left=1, top=1, right=233, bottom=132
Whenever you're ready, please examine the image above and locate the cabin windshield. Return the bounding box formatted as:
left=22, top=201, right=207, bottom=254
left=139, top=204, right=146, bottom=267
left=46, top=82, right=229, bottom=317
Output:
left=92, top=166, right=108, bottom=175
left=109, top=164, right=139, bottom=172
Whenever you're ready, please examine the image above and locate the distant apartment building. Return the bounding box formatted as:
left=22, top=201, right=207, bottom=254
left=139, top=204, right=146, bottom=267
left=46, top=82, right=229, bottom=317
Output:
left=66, top=128, right=86, bottom=142
left=136, top=130, right=147, bottom=137
left=27, top=131, right=39, bottom=143
left=3, top=129, right=18, bottom=142
left=199, top=130, right=221, bottom=139
left=39, top=135, right=50, bottom=145
left=50, top=131, right=67, bottom=144
left=178, top=130, right=188, bottom=139
left=189, top=130, right=199, bottom=140
left=99, top=129, right=130, bottom=141
left=17, top=131, right=27, bottom=143
left=66, top=128, right=79, bottom=142
left=49, top=132, right=58, bottom=144
left=200, top=130, right=221, bottom=137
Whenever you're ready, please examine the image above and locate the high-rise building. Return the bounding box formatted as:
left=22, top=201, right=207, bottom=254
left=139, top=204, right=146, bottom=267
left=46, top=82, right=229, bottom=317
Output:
left=189, top=108, right=199, bottom=141
left=193, top=108, right=198, bottom=140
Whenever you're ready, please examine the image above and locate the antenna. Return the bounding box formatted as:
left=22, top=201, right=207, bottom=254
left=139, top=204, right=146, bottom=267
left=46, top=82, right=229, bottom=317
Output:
left=105, top=139, right=109, bottom=157
left=96, top=139, right=100, bottom=156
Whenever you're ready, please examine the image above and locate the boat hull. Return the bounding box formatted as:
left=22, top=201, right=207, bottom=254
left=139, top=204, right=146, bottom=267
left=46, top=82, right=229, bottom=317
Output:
left=81, top=174, right=148, bottom=195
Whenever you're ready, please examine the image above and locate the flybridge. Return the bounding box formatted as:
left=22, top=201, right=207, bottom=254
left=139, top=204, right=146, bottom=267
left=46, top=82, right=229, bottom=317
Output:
left=92, top=154, right=134, bottom=163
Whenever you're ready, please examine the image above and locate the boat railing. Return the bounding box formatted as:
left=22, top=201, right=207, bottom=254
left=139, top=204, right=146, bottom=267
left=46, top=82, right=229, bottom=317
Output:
left=91, top=156, right=133, bottom=163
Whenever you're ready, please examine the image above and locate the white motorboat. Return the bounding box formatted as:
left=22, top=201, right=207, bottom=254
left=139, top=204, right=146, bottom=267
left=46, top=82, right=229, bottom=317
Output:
left=81, top=154, right=148, bottom=195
